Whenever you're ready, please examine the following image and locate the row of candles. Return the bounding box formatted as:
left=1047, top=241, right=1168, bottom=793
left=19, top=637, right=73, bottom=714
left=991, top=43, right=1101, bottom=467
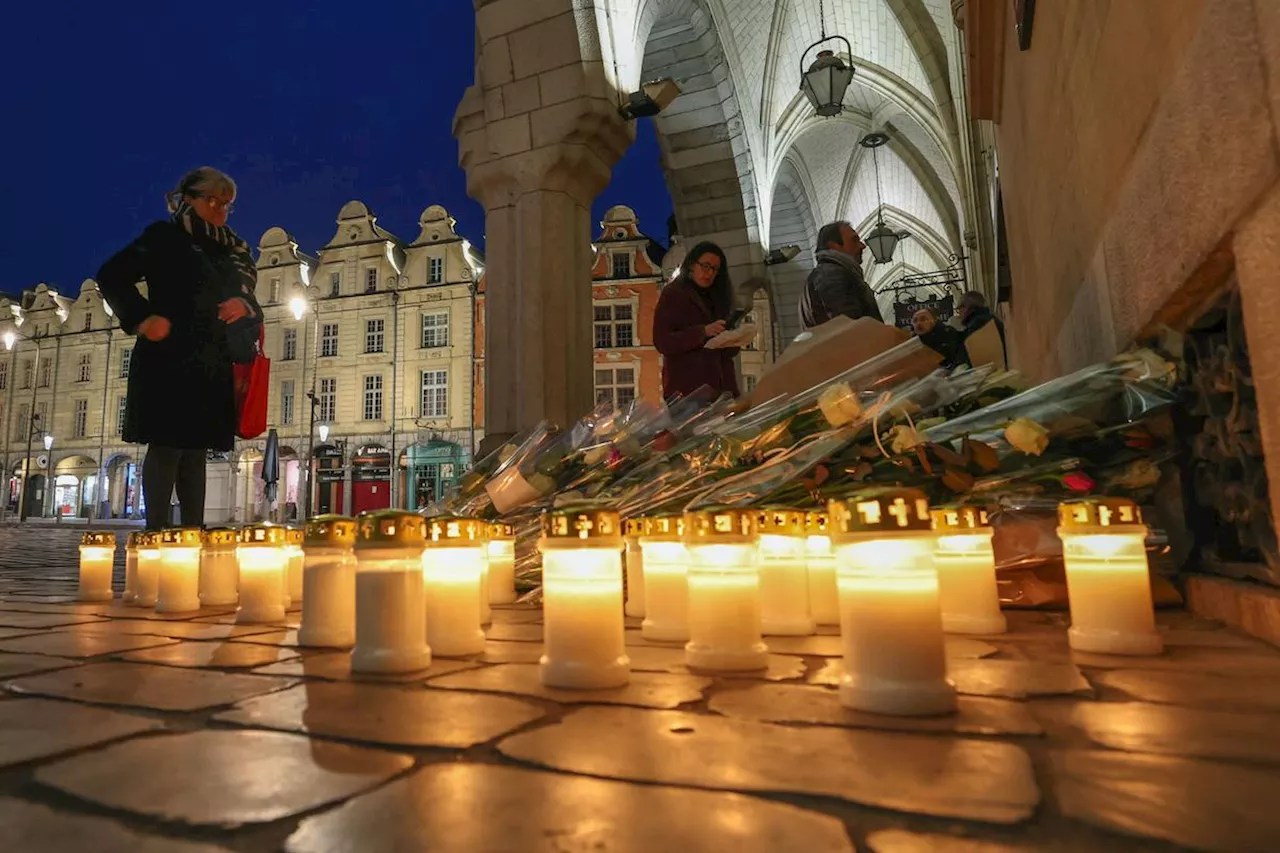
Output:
left=77, top=490, right=1159, bottom=717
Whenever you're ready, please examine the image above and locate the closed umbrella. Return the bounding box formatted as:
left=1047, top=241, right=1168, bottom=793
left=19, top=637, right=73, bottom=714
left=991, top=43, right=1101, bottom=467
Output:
left=261, top=429, right=281, bottom=512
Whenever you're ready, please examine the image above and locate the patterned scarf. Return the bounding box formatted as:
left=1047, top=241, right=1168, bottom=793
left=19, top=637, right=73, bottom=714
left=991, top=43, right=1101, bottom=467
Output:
left=171, top=199, right=258, bottom=303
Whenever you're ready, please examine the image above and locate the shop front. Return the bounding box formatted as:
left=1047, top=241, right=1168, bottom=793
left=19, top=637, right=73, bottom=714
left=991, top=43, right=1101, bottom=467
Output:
left=313, top=443, right=346, bottom=515
left=351, top=444, right=392, bottom=515
left=400, top=439, right=468, bottom=509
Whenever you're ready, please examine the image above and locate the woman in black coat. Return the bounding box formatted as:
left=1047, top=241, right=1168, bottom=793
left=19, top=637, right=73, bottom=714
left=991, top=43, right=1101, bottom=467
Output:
left=653, top=241, right=740, bottom=400
left=97, top=167, right=262, bottom=529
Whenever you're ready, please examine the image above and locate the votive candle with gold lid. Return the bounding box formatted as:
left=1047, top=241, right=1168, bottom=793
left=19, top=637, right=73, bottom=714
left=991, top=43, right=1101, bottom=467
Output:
left=682, top=507, right=768, bottom=672
left=830, top=489, right=955, bottom=716
left=131, top=531, right=162, bottom=608
left=236, top=523, right=290, bottom=624
left=639, top=514, right=689, bottom=642
left=756, top=508, right=814, bottom=636
left=486, top=521, right=518, bottom=604
left=538, top=506, right=629, bottom=689
left=422, top=515, right=487, bottom=656
left=804, top=511, right=839, bottom=626
left=298, top=515, right=358, bottom=648
left=623, top=517, right=646, bottom=618
left=1059, top=497, right=1163, bottom=656
left=285, top=527, right=305, bottom=604
left=932, top=505, right=1006, bottom=635
left=351, top=510, right=431, bottom=673
left=78, top=531, right=116, bottom=602
left=157, top=528, right=203, bottom=613
left=199, top=527, right=239, bottom=607
left=122, top=531, right=142, bottom=604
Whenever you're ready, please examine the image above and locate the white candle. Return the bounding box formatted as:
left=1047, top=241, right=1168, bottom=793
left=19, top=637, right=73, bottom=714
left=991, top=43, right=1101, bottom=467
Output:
left=486, top=523, right=518, bottom=604
left=298, top=515, right=358, bottom=649
left=285, top=528, right=305, bottom=604
left=624, top=521, right=645, bottom=617
left=199, top=528, right=240, bottom=607
left=756, top=510, right=814, bottom=636
left=351, top=511, right=431, bottom=673
left=639, top=515, right=688, bottom=642
left=804, top=512, right=839, bottom=626
left=78, top=532, right=116, bottom=602
left=422, top=517, right=487, bottom=657
left=478, top=540, right=492, bottom=627
left=131, top=533, right=161, bottom=608
left=156, top=528, right=203, bottom=613
left=1059, top=498, right=1163, bottom=656
left=931, top=507, right=1006, bottom=635
left=831, top=490, right=956, bottom=716
left=122, top=532, right=140, bottom=604
left=683, top=509, right=768, bottom=672
left=236, top=524, right=290, bottom=624
left=539, top=508, right=629, bottom=689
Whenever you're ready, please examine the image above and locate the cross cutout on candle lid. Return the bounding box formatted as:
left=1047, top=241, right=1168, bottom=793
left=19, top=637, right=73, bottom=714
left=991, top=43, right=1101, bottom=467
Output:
left=574, top=516, right=594, bottom=539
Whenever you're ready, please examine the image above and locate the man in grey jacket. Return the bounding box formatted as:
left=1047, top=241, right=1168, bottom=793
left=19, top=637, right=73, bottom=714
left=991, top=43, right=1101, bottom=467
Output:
left=799, top=221, right=885, bottom=328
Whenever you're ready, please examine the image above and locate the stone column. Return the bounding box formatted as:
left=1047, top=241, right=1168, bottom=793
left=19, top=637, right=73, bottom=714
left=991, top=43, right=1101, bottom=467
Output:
left=456, top=3, right=631, bottom=451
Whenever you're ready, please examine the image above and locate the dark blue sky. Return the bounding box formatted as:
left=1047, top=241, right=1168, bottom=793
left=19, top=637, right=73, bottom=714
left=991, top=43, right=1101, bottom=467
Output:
left=0, top=2, right=672, bottom=295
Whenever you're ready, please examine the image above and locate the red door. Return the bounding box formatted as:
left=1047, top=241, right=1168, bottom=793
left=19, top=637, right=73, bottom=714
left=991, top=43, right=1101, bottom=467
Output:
left=352, top=479, right=390, bottom=515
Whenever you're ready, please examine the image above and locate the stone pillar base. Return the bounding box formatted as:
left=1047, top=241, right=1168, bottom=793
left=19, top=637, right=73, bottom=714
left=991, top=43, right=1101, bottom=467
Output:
left=1183, top=572, right=1280, bottom=648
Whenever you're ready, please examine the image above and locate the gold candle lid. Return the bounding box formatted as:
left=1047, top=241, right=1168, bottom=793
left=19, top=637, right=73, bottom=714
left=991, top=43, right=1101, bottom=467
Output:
left=285, top=527, right=304, bottom=546
left=756, top=508, right=806, bottom=537
left=204, top=527, right=238, bottom=547
left=1059, top=497, right=1145, bottom=531
left=126, top=531, right=144, bottom=549
left=238, top=523, right=290, bottom=546
left=828, top=488, right=932, bottom=536
left=541, top=507, right=622, bottom=545
left=640, top=514, right=684, bottom=539
left=136, top=531, right=160, bottom=548
left=623, top=517, right=644, bottom=538
left=81, top=531, right=116, bottom=547
left=805, top=511, right=829, bottom=536
left=489, top=521, right=515, bottom=540
left=356, top=510, right=426, bottom=550
left=931, top=505, right=992, bottom=532
left=160, top=527, right=203, bottom=547
left=305, top=515, right=356, bottom=547
left=425, top=516, right=488, bottom=547
left=683, top=507, right=758, bottom=543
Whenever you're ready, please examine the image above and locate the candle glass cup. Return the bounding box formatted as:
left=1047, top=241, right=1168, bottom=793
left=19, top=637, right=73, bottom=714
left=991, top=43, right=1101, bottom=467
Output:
left=422, top=517, right=487, bottom=657
left=78, top=532, right=116, bottom=602
left=639, top=515, right=688, bottom=642
left=931, top=507, right=1006, bottom=635
left=285, top=528, right=305, bottom=605
left=805, top=512, right=840, bottom=626
left=132, top=533, right=161, bottom=607
left=352, top=511, right=431, bottom=673
left=624, top=522, right=646, bottom=618
left=236, top=524, right=290, bottom=624
left=199, top=528, right=240, bottom=607
left=683, top=508, right=768, bottom=672
left=756, top=510, right=814, bottom=636
left=157, top=528, right=203, bottom=614
left=122, top=532, right=140, bottom=604
left=486, top=524, right=518, bottom=604
left=298, top=515, right=358, bottom=649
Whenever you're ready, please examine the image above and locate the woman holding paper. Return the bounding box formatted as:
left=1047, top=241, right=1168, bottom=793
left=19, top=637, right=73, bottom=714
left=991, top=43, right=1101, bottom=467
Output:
left=653, top=242, right=742, bottom=400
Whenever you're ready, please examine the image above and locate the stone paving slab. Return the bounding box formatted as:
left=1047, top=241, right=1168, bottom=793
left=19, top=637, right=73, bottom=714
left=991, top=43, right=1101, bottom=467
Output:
left=216, top=680, right=545, bottom=748
left=1094, top=668, right=1280, bottom=713
left=0, top=651, right=82, bottom=679
left=0, top=612, right=107, bottom=630
left=248, top=651, right=479, bottom=682
left=0, top=698, right=163, bottom=768
left=808, top=657, right=1095, bottom=699
left=6, top=661, right=299, bottom=711
left=56, top=618, right=285, bottom=641
left=0, top=798, right=234, bottom=853
left=117, top=640, right=301, bottom=670
left=35, top=729, right=413, bottom=828
left=428, top=662, right=712, bottom=709
left=498, top=706, right=1041, bottom=824
left=284, top=762, right=857, bottom=853
left=225, top=629, right=301, bottom=647
left=0, top=631, right=179, bottom=658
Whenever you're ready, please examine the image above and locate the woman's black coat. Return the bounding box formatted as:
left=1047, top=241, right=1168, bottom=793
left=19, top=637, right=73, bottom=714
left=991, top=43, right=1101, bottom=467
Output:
left=96, top=221, right=262, bottom=451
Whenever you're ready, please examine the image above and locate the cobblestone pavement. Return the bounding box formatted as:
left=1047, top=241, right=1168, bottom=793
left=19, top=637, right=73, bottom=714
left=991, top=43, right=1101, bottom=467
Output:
left=1, top=527, right=1279, bottom=852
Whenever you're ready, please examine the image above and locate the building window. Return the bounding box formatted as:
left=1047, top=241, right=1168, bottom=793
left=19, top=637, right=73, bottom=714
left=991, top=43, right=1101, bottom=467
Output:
left=120, top=348, right=132, bottom=378
left=420, top=370, right=448, bottom=419
left=329, top=271, right=341, bottom=297
left=73, top=399, right=88, bottom=438
left=365, top=268, right=377, bottom=293
left=594, top=367, right=636, bottom=410
left=320, top=323, right=339, bottom=357
left=83, top=313, right=92, bottom=331
left=611, top=253, right=630, bottom=279
left=593, top=304, right=634, bottom=348
left=363, top=374, right=384, bottom=420
left=742, top=313, right=757, bottom=350
left=35, top=402, right=46, bottom=433
left=20, top=360, right=31, bottom=389
left=365, top=318, right=385, bottom=354
left=428, top=257, right=444, bottom=284
left=421, top=312, right=449, bottom=348
left=317, top=378, right=336, bottom=422
left=38, top=358, right=51, bottom=388
left=280, top=380, right=295, bottom=426
left=0, top=361, right=7, bottom=391
left=116, top=396, right=127, bottom=435
left=283, top=328, right=297, bottom=361
left=744, top=374, right=758, bottom=394
left=270, top=278, right=282, bottom=304
left=14, top=404, right=29, bottom=441
left=77, top=352, right=91, bottom=382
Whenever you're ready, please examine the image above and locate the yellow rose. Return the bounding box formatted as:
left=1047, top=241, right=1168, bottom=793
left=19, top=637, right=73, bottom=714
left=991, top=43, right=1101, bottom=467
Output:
left=818, top=382, right=862, bottom=427
left=887, top=424, right=925, bottom=455
left=1005, top=418, right=1050, bottom=456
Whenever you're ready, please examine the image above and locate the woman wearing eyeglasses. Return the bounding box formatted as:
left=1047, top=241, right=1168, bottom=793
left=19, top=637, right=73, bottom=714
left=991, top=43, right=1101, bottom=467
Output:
left=97, top=166, right=262, bottom=529
left=653, top=241, right=740, bottom=401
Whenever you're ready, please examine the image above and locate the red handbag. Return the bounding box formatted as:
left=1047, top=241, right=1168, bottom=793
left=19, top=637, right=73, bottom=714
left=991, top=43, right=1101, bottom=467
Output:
left=234, top=327, right=270, bottom=440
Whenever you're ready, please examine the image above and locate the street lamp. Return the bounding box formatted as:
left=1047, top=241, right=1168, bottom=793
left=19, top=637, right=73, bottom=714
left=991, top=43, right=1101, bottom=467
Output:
left=42, top=433, right=53, bottom=519
left=318, top=424, right=330, bottom=443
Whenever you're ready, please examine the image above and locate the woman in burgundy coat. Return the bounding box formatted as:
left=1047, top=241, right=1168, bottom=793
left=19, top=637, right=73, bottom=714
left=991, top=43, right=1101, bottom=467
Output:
left=654, top=241, right=740, bottom=400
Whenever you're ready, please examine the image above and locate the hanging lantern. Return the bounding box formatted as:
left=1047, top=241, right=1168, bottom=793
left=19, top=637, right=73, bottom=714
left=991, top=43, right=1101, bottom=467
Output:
left=199, top=527, right=239, bottom=607
left=157, top=528, right=203, bottom=614
left=422, top=516, right=488, bottom=657
left=863, top=221, right=902, bottom=265
left=804, top=511, right=840, bottom=626
left=131, top=531, right=162, bottom=608
left=538, top=507, right=630, bottom=689
left=298, top=515, right=358, bottom=649
left=682, top=507, right=768, bottom=672
left=932, top=506, right=1007, bottom=635
left=623, top=518, right=646, bottom=618
left=800, top=43, right=855, bottom=118
left=486, top=521, right=518, bottom=605
left=352, top=510, right=431, bottom=673
left=829, top=489, right=956, bottom=716
left=122, top=531, right=142, bottom=605
left=1058, top=498, right=1163, bottom=656
left=638, top=514, right=688, bottom=642
left=77, top=531, right=116, bottom=602
left=236, top=523, right=290, bottom=624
